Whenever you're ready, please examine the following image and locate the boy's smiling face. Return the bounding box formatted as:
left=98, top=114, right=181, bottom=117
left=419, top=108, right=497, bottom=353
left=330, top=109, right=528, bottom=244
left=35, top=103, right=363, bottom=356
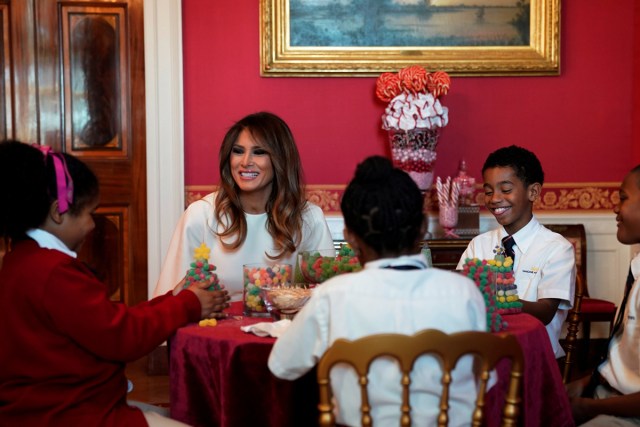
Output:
left=615, top=170, right=640, bottom=245
left=483, top=166, right=540, bottom=235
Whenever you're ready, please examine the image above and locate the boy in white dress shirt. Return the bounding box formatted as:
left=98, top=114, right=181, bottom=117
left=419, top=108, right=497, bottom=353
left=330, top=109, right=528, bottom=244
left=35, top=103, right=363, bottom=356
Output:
left=457, top=145, right=575, bottom=358
left=569, top=164, right=640, bottom=426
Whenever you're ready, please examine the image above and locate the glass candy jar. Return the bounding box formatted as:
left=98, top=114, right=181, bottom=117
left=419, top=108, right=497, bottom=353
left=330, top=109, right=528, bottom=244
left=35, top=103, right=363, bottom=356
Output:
left=388, top=128, right=440, bottom=191
left=453, top=159, right=476, bottom=206
left=242, top=263, right=292, bottom=317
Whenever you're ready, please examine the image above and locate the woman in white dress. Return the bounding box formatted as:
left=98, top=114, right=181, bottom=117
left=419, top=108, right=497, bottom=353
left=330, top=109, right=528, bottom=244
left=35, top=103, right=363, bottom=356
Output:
left=154, top=112, right=334, bottom=302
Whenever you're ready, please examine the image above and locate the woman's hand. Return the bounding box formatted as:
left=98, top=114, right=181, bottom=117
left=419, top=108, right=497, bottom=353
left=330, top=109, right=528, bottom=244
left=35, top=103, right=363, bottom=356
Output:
left=186, top=280, right=231, bottom=319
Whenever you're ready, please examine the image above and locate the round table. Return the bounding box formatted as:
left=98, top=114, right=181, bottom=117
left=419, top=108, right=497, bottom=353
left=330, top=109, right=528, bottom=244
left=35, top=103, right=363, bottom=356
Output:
left=169, top=303, right=572, bottom=427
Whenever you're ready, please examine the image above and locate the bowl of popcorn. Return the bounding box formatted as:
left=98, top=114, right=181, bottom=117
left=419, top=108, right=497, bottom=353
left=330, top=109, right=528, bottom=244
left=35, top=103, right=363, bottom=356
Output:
left=260, top=284, right=312, bottom=320
left=242, top=263, right=292, bottom=318
left=297, top=245, right=362, bottom=286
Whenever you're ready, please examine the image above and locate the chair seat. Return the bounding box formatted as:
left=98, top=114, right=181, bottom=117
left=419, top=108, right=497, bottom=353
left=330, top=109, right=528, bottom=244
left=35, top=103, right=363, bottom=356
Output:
left=580, top=298, right=616, bottom=314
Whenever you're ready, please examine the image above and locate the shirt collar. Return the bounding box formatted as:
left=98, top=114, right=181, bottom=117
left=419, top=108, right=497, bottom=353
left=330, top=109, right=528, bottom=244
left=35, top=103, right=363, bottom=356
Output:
left=365, top=253, right=428, bottom=270
left=26, top=228, right=77, bottom=258
left=501, top=216, right=540, bottom=254
left=631, top=251, right=640, bottom=282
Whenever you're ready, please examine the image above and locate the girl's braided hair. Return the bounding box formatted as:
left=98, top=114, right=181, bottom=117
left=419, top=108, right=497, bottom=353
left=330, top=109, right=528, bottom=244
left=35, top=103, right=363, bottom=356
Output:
left=340, top=156, right=424, bottom=256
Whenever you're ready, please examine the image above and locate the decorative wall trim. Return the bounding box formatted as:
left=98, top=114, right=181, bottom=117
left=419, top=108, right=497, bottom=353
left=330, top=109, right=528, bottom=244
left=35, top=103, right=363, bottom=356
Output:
left=186, top=182, right=621, bottom=214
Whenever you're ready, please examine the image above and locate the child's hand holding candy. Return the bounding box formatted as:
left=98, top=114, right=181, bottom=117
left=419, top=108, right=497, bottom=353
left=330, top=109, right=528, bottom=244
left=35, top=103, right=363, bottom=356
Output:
left=186, top=281, right=230, bottom=320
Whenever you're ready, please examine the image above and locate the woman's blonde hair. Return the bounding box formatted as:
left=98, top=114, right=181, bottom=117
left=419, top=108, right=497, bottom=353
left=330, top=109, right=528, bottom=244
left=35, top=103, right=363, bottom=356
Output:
left=214, top=112, right=306, bottom=259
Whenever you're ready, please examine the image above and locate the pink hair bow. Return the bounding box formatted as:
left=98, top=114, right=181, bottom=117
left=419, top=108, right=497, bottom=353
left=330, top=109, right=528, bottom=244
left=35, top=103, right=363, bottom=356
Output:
left=35, top=145, right=74, bottom=214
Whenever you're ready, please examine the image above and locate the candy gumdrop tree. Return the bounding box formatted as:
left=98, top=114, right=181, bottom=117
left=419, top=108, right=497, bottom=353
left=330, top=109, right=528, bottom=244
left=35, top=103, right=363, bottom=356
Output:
left=183, top=242, right=220, bottom=291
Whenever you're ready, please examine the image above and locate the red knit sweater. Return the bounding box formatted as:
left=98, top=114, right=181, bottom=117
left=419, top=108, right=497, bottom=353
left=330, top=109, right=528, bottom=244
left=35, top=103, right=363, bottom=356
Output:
left=0, top=239, right=201, bottom=426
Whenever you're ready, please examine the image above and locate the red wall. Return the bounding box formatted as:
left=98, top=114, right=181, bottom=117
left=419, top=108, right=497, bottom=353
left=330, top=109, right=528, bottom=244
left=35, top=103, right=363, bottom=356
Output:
left=182, top=0, right=638, bottom=186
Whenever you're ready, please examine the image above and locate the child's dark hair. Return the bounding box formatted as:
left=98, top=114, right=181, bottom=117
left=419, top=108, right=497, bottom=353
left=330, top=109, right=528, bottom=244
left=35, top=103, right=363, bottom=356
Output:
left=0, top=140, right=99, bottom=240
left=341, top=156, right=424, bottom=256
left=482, top=145, right=545, bottom=187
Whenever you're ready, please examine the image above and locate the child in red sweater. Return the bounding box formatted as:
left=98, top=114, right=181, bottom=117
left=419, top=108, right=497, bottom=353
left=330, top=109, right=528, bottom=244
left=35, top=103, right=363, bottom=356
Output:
left=0, top=141, right=229, bottom=426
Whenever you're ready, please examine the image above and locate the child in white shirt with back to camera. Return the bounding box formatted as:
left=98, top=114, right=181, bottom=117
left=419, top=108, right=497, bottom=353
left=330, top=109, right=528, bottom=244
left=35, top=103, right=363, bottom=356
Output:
left=269, top=155, right=487, bottom=427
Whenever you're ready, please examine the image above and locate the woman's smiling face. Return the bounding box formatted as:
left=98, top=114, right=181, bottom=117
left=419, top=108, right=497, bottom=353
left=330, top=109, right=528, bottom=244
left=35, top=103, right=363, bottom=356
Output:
left=230, top=129, right=274, bottom=199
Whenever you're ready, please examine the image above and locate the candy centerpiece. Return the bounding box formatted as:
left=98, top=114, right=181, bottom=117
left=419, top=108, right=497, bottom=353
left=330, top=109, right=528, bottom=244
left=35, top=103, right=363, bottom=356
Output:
left=375, top=65, right=451, bottom=191
left=460, top=258, right=505, bottom=333
left=460, top=252, right=523, bottom=332
left=298, top=245, right=362, bottom=286
left=183, top=242, right=220, bottom=291
left=488, top=256, right=523, bottom=314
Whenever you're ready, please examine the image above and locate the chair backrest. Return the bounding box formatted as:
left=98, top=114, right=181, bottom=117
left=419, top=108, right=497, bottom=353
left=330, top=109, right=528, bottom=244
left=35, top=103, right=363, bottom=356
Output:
left=317, top=329, right=524, bottom=427
left=562, top=271, right=585, bottom=383
left=544, top=224, right=587, bottom=383
left=545, top=223, right=588, bottom=296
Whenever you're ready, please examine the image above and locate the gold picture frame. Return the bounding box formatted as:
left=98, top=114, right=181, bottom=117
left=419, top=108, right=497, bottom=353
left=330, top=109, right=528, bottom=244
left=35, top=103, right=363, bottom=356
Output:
left=260, top=0, right=560, bottom=77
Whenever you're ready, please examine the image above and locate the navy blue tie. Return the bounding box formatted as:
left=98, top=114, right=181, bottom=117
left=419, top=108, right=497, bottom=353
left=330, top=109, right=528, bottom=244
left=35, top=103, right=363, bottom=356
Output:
left=502, top=235, right=516, bottom=262
left=610, top=267, right=636, bottom=338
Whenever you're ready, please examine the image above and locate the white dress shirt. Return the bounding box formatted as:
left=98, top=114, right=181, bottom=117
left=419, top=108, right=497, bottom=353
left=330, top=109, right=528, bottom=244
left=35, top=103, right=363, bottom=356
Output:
left=457, top=216, right=576, bottom=358
left=599, top=252, right=640, bottom=395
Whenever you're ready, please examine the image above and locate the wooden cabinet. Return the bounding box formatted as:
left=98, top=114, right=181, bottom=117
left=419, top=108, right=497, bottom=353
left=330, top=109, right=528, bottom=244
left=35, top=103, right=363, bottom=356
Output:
left=1, top=0, right=147, bottom=305
left=423, top=238, right=471, bottom=270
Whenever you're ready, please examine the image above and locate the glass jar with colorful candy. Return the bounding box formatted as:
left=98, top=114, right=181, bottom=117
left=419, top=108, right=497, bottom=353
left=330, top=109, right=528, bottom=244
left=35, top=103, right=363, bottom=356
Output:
left=298, top=245, right=361, bottom=286
left=242, top=263, right=292, bottom=317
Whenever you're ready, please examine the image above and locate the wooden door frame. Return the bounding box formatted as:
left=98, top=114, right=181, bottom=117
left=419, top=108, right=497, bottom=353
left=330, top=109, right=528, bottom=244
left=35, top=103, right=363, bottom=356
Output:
left=144, top=0, right=185, bottom=299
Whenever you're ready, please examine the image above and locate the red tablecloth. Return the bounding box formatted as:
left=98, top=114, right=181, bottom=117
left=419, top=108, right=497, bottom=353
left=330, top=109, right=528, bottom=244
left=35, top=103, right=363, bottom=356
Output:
left=170, top=303, right=573, bottom=427
left=485, top=314, right=574, bottom=427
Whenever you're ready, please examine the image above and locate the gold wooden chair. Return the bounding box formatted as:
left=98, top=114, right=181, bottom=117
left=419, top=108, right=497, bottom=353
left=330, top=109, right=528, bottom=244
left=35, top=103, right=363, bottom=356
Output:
left=562, top=271, right=585, bottom=383
left=545, top=224, right=616, bottom=368
left=317, top=329, right=524, bottom=427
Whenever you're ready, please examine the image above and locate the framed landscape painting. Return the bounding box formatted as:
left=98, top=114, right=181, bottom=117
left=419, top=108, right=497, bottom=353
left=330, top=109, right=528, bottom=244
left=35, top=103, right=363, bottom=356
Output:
left=260, top=0, right=560, bottom=76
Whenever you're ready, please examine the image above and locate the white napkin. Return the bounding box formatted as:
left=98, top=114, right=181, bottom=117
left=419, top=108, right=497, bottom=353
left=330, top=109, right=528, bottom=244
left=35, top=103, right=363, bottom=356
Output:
left=240, top=319, right=292, bottom=338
